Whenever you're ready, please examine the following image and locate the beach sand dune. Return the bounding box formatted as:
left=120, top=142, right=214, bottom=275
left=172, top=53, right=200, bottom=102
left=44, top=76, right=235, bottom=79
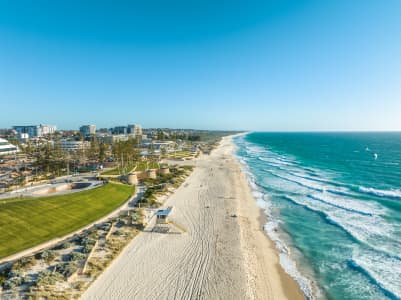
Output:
left=82, top=136, right=304, bottom=300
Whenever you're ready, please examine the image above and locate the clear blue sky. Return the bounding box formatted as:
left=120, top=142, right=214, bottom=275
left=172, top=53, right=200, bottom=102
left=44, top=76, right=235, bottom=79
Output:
left=1, top=0, right=401, bottom=131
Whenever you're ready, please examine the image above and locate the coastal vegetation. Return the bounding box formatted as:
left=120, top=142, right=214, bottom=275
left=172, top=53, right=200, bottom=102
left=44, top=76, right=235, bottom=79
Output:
left=140, top=165, right=194, bottom=207
left=0, top=183, right=133, bottom=259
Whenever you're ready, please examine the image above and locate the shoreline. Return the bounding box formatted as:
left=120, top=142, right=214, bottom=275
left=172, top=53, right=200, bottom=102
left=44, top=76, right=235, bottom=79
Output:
left=228, top=135, right=305, bottom=300
left=81, top=135, right=304, bottom=300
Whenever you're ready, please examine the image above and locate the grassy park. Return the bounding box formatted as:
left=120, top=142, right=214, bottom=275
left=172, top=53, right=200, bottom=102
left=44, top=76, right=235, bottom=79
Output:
left=0, top=183, right=133, bottom=259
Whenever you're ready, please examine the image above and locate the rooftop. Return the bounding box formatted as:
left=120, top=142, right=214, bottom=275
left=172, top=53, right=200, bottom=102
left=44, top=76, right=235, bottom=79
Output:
left=156, top=206, right=172, bottom=216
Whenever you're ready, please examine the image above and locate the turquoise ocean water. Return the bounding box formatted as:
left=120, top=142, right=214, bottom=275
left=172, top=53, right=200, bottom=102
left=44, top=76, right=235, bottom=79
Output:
left=234, top=132, right=401, bottom=300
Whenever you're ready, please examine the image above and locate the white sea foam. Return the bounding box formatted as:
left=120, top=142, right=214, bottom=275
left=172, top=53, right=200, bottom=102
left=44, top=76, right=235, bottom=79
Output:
left=258, top=156, right=293, bottom=167
left=359, top=186, right=401, bottom=199
left=264, top=219, right=289, bottom=254
left=307, top=193, right=383, bottom=216
left=283, top=194, right=400, bottom=259
left=279, top=254, right=315, bottom=300
left=268, top=170, right=325, bottom=192
left=266, top=166, right=358, bottom=200
left=235, top=145, right=316, bottom=300
left=288, top=170, right=336, bottom=185
left=258, top=155, right=337, bottom=187
left=350, top=249, right=401, bottom=299
left=245, top=145, right=266, bottom=156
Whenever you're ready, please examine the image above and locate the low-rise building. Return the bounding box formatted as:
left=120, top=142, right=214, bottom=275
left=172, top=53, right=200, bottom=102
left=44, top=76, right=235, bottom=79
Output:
left=142, top=140, right=175, bottom=151
left=40, top=124, right=57, bottom=135
left=0, top=138, right=19, bottom=155
left=13, top=124, right=56, bottom=138
left=98, top=134, right=129, bottom=144
left=57, top=140, right=90, bottom=152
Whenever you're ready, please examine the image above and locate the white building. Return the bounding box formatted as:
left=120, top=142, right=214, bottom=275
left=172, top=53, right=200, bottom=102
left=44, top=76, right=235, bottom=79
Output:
left=40, top=124, right=57, bottom=135
left=80, top=125, right=96, bottom=136
left=0, top=138, right=19, bottom=156
left=57, top=140, right=90, bottom=152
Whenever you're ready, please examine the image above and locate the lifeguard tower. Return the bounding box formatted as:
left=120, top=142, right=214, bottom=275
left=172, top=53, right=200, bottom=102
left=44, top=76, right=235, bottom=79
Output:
left=155, top=206, right=173, bottom=224
left=153, top=206, right=186, bottom=233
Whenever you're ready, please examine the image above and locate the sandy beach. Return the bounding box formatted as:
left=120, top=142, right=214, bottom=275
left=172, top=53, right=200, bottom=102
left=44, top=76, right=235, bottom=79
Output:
left=81, top=135, right=304, bottom=300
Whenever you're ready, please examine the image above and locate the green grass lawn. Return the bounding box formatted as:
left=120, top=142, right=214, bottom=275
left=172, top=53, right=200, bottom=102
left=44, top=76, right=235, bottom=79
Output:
left=0, top=183, right=134, bottom=259
left=135, top=161, right=159, bottom=172
left=101, top=168, right=121, bottom=176
left=149, top=161, right=159, bottom=169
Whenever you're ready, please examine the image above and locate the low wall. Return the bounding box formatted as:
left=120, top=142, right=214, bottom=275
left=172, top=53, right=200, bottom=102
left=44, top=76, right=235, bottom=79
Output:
left=32, top=182, right=93, bottom=196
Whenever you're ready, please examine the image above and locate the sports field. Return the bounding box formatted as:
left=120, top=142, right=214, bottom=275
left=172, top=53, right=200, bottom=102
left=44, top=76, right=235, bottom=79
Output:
left=0, top=183, right=133, bottom=259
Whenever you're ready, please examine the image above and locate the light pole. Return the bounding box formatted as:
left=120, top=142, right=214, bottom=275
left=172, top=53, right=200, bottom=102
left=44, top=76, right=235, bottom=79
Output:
left=66, top=153, right=70, bottom=177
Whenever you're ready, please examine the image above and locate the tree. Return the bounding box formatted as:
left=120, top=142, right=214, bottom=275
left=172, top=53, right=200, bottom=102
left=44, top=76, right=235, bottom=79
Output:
left=157, top=129, right=165, bottom=140
left=111, top=140, right=140, bottom=175
left=88, top=135, right=99, bottom=162
left=98, top=142, right=106, bottom=163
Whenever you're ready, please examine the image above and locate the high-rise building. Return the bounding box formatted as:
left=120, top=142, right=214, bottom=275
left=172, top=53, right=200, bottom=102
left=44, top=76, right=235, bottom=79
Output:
left=79, top=125, right=96, bottom=136
left=128, top=124, right=142, bottom=136
left=127, top=124, right=135, bottom=134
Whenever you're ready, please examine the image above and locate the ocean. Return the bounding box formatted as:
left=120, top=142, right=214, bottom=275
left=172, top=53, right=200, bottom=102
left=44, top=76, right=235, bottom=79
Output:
left=234, top=132, right=401, bottom=300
